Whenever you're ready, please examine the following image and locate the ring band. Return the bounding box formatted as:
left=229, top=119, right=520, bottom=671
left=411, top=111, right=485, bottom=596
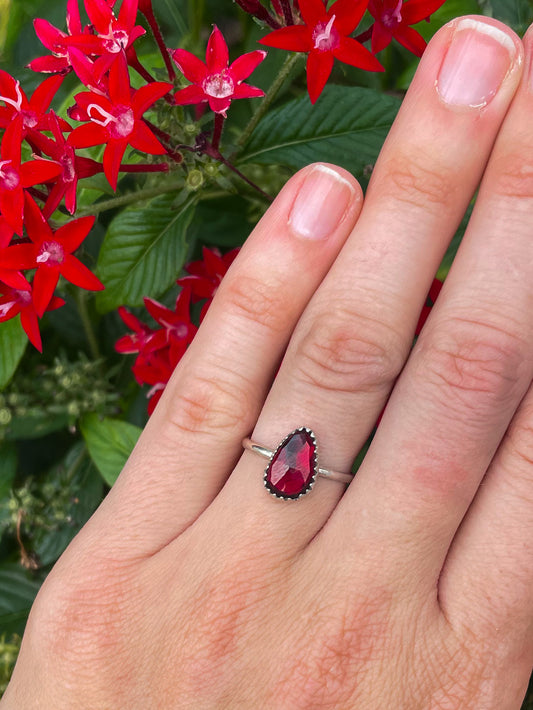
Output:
left=243, top=427, right=354, bottom=500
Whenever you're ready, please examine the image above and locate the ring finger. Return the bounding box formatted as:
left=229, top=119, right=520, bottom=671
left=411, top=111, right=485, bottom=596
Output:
left=209, top=17, right=523, bottom=550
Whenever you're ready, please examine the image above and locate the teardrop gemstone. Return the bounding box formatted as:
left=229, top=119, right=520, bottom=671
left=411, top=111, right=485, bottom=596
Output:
left=265, top=428, right=317, bottom=499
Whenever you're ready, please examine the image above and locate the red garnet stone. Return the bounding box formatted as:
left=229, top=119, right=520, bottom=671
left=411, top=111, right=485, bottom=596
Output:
left=265, top=428, right=317, bottom=500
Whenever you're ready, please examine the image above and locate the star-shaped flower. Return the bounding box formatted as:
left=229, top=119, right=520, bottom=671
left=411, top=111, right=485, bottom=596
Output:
left=172, top=26, right=266, bottom=117
left=369, top=0, right=447, bottom=56
left=1, top=193, right=104, bottom=316
left=177, top=246, right=239, bottom=319
left=0, top=117, right=62, bottom=234
left=260, top=0, right=384, bottom=103
left=0, top=280, right=65, bottom=352
left=68, top=52, right=172, bottom=189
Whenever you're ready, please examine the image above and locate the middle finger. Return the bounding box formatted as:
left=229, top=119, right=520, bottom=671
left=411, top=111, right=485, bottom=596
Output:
left=207, top=17, right=523, bottom=549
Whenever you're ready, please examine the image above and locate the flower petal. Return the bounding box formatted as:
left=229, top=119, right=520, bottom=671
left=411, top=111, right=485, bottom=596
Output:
left=0, top=268, right=29, bottom=291
left=84, top=0, right=114, bottom=34
left=33, top=18, right=66, bottom=52
left=174, top=84, right=208, bottom=106
left=371, top=21, right=393, bottom=54
left=392, top=24, right=427, bottom=56
left=68, top=122, right=108, bottom=148
left=129, top=121, right=166, bottom=154
left=66, top=0, right=83, bottom=34
left=0, top=244, right=36, bottom=270
left=29, top=74, right=64, bottom=114
left=27, top=56, right=70, bottom=74
left=109, top=51, right=132, bottom=106
left=171, top=49, right=207, bottom=84
left=299, top=0, right=329, bottom=25
left=229, top=50, right=267, bottom=83
left=1, top=116, right=22, bottom=164
left=401, top=0, right=447, bottom=24
left=132, top=81, right=173, bottom=116
left=20, top=158, right=62, bottom=187
left=207, top=95, right=232, bottom=115
left=306, top=50, right=334, bottom=104
left=20, top=308, right=42, bottom=352
left=206, top=26, right=229, bottom=73
left=55, top=215, right=95, bottom=252
left=143, top=297, right=174, bottom=325
left=259, top=25, right=312, bottom=52
left=232, top=83, right=265, bottom=99
left=103, top=139, right=128, bottom=190
left=32, top=265, right=59, bottom=317
left=24, top=193, right=54, bottom=244
left=330, top=0, right=369, bottom=34
left=118, top=0, right=139, bottom=31
left=334, top=36, right=385, bottom=71
left=0, top=189, right=24, bottom=236
left=61, top=253, right=105, bottom=290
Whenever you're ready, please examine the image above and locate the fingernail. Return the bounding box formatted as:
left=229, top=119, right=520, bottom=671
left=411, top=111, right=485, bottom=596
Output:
left=288, top=165, right=354, bottom=240
left=437, top=19, right=516, bottom=108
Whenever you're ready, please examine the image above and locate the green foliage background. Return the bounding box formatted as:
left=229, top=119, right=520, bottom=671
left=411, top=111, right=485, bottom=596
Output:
left=0, top=0, right=532, bottom=702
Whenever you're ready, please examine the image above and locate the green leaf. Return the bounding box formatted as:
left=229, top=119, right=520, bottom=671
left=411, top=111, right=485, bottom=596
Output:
left=0, top=442, right=17, bottom=499
left=80, top=414, right=142, bottom=487
left=0, top=563, right=42, bottom=636
left=96, top=194, right=196, bottom=313
left=0, top=318, right=27, bottom=391
left=238, top=85, right=401, bottom=179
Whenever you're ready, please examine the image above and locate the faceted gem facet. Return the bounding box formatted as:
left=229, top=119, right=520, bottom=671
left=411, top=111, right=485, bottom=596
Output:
left=265, top=428, right=317, bottom=499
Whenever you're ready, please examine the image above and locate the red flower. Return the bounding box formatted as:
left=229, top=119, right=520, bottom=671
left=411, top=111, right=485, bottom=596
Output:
left=0, top=280, right=65, bottom=352
left=116, top=287, right=197, bottom=414
left=65, top=0, right=145, bottom=74
left=172, top=26, right=266, bottom=117
left=0, top=219, right=28, bottom=291
left=260, top=0, right=384, bottom=103
left=369, top=0, right=446, bottom=55
left=0, top=117, right=62, bottom=234
left=2, top=194, right=104, bottom=317
left=0, top=70, right=68, bottom=134
left=68, top=52, right=171, bottom=189
left=30, top=112, right=102, bottom=216
left=177, top=246, right=239, bottom=319
left=28, top=0, right=101, bottom=74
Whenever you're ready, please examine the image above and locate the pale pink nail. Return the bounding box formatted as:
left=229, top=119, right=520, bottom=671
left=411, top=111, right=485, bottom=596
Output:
left=437, top=19, right=516, bottom=108
left=288, top=165, right=354, bottom=240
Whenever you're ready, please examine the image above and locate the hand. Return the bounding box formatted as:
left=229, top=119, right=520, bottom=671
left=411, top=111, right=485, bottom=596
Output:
left=3, top=14, right=533, bottom=710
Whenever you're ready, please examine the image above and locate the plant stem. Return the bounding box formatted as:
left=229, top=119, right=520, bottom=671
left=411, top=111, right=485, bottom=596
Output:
left=76, top=180, right=185, bottom=217
left=211, top=113, right=225, bottom=151
left=76, top=289, right=101, bottom=360
left=279, top=0, right=294, bottom=25
left=141, top=4, right=176, bottom=80
left=188, top=0, right=205, bottom=44
left=232, top=52, right=303, bottom=156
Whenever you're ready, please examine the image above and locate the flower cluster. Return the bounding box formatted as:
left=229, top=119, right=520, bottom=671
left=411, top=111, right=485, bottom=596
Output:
left=233, top=0, right=447, bottom=103
left=0, top=0, right=181, bottom=351
left=116, top=247, right=238, bottom=413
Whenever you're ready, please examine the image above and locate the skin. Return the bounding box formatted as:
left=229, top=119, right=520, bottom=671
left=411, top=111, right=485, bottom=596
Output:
left=3, top=14, right=533, bottom=710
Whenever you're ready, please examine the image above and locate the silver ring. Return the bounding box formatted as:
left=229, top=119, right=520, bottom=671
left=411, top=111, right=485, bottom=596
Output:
left=242, top=427, right=354, bottom=500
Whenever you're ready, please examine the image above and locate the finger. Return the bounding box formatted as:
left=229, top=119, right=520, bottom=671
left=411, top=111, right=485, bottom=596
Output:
left=326, top=22, right=532, bottom=597
left=206, top=17, right=523, bottom=552
left=434, top=26, right=533, bottom=644
left=93, top=163, right=363, bottom=555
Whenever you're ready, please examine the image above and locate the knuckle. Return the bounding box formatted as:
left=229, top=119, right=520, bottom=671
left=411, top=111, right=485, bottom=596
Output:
left=272, top=593, right=389, bottom=710
left=221, top=270, right=293, bottom=337
left=293, top=305, right=405, bottom=395
left=492, top=154, right=533, bottom=202
left=164, top=370, right=252, bottom=439
left=379, top=149, right=457, bottom=210
left=420, top=317, right=527, bottom=415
